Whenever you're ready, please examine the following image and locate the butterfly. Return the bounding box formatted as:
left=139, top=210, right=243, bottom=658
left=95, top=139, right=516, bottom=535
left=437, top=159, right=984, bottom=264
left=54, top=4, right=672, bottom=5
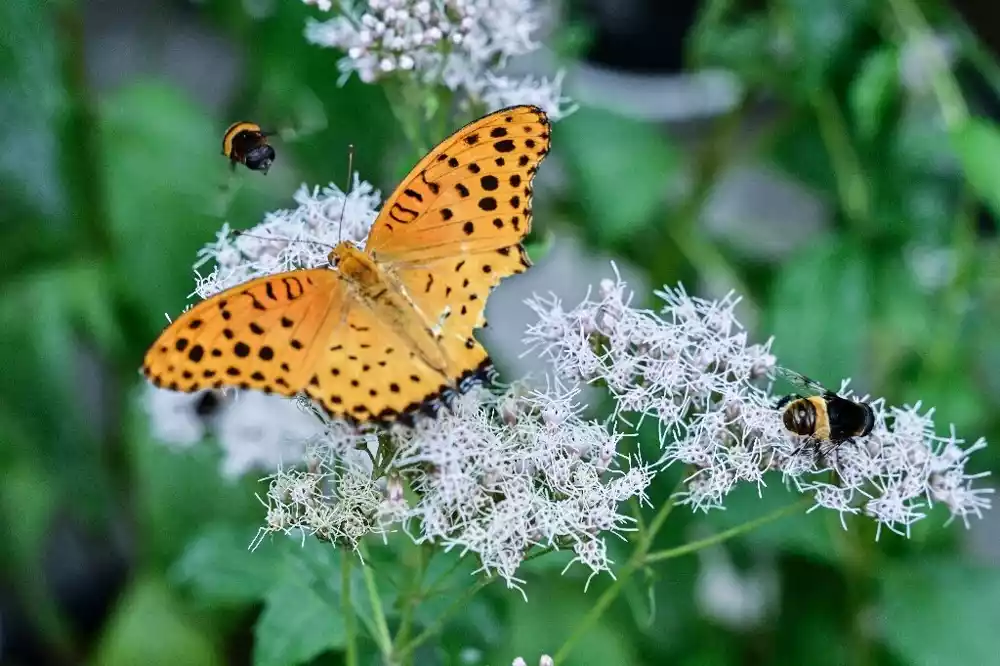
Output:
left=143, top=105, right=551, bottom=427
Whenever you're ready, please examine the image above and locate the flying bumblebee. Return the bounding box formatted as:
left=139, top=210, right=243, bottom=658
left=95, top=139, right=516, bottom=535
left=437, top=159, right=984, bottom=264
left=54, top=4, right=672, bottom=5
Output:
left=773, top=367, right=875, bottom=453
left=222, top=121, right=275, bottom=174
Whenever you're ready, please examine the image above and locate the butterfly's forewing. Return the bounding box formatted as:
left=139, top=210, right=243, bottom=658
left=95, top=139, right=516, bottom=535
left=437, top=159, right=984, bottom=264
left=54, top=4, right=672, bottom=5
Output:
left=143, top=269, right=344, bottom=398
left=364, top=105, right=550, bottom=263
left=363, top=105, right=550, bottom=383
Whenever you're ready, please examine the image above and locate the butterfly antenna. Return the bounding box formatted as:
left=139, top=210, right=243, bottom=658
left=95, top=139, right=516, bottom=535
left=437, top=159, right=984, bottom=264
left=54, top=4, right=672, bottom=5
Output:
left=231, top=230, right=335, bottom=252
left=338, top=144, right=355, bottom=243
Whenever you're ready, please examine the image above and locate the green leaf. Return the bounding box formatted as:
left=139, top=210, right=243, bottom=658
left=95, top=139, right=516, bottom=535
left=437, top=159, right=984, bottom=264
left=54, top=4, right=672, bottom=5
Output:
left=0, top=0, right=67, bottom=225
left=782, top=0, right=871, bottom=94
left=0, top=262, right=119, bottom=513
left=172, top=525, right=287, bottom=605
left=952, top=117, right=1000, bottom=223
left=128, top=401, right=262, bottom=568
left=523, top=229, right=555, bottom=264
left=92, top=575, right=224, bottom=666
left=881, top=561, right=1000, bottom=666
left=766, top=237, right=870, bottom=386
left=559, top=106, right=679, bottom=243
left=253, top=563, right=346, bottom=666
left=849, top=47, right=899, bottom=141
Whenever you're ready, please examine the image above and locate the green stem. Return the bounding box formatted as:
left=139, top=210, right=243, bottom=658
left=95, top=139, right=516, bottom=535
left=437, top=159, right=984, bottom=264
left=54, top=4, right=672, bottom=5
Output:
left=395, top=545, right=557, bottom=659
left=811, top=88, right=871, bottom=231
left=552, top=474, right=687, bottom=664
left=392, top=541, right=430, bottom=665
left=396, top=576, right=493, bottom=660
left=360, top=547, right=395, bottom=662
left=342, top=552, right=359, bottom=666
left=643, top=499, right=807, bottom=564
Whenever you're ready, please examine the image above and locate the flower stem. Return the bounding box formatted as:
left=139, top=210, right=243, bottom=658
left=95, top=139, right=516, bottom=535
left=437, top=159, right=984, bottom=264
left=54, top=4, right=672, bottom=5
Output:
left=643, top=499, right=807, bottom=564
left=360, top=547, right=394, bottom=662
left=552, top=474, right=686, bottom=664
left=342, top=552, right=359, bottom=666
left=392, top=541, right=431, bottom=665
left=395, top=576, right=494, bottom=660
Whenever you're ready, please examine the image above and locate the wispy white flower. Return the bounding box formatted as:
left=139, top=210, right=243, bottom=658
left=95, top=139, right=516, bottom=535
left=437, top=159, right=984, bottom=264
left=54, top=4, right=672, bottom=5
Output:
left=479, top=71, right=578, bottom=122
left=143, top=386, right=213, bottom=447
left=216, top=391, right=325, bottom=478
left=695, top=537, right=777, bottom=629
left=194, top=177, right=380, bottom=298
left=512, top=656, right=553, bottom=666
left=255, top=382, right=652, bottom=589
left=302, top=0, right=574, bottom=120
left=524, top=267, right=993, bottom=534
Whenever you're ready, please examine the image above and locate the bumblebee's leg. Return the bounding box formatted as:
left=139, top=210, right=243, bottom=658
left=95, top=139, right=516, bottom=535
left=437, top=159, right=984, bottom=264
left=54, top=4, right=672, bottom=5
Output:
left=774, top=394, right=799, bottom=410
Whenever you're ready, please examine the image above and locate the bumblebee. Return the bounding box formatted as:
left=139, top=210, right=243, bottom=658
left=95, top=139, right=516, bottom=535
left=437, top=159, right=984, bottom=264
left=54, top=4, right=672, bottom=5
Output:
left=222, top=121, right=275, bottom=174
left=773, top=368, right=875, bottom=452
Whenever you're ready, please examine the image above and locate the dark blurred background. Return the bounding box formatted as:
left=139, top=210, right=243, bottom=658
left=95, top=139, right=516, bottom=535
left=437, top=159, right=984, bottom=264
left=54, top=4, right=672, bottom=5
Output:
left=2, top=0, right=1000, bottom=664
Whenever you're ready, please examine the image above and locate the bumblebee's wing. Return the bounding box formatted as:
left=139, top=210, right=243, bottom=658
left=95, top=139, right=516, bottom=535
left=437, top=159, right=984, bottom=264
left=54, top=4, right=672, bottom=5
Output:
left=773, top=366, right=835, bottom=398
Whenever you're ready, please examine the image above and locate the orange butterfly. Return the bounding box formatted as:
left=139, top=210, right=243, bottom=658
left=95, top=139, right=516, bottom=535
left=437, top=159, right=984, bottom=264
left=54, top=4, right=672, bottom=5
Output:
left=143, top=105, right=550, bottom=426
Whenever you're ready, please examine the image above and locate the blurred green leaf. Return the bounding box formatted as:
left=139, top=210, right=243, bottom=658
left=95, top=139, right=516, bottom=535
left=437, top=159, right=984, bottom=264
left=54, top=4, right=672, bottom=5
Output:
left=0, top=262, right=118, bottom=513
left=952, top=117, right=1000, bottom=224
left=253, top=564, right=346, bottom=666
left=766, top=237, right=870, bottom=386
left=690, top=14, right=775, bottom=87
left=782, top=0, right=871, bottom=94
left=850, top=47, right=899, bottom=141
left=128, top=402, right=262, bottom=568
left=490, top=578, right=632, bottom=666
left=881, top=561, right=1000, bottom=666
left=99, top=81, right=232, bottom=328
left=92, top=575, right=223, bottom=666
left=172, top=524, right=286, bottom=605
left=559, top=106, right=678, bottom=244
left=524, top=229, right=556, bottom=265
left=870, top=255, right=933, bottom=380
left=701, top=477, right=835, bottom=562
left=900, top=369, right=987, bottom=438
left=0, top=0, right=67, bottom=226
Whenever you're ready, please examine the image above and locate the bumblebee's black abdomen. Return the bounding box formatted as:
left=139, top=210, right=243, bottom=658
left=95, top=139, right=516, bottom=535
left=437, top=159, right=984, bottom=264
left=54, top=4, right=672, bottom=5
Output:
left=825, top=395, right=873, bottom=440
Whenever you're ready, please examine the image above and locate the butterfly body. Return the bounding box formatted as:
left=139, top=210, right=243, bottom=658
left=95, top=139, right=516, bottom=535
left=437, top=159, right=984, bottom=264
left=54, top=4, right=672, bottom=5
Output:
left=146, top=105, right=551, bottom=427
left=331, top=242, right=451, bottom=379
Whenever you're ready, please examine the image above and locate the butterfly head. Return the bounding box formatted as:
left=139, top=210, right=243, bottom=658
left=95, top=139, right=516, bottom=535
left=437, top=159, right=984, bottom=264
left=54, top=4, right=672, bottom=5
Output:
left=329, top=242, right=378, bottom=282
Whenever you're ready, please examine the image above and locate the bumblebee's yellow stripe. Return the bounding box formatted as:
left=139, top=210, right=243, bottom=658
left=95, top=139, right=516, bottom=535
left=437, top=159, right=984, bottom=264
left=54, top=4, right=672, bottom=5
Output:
left=222, top=121, right=261, bottom=157
left=807, top=396, right=831, bottom=441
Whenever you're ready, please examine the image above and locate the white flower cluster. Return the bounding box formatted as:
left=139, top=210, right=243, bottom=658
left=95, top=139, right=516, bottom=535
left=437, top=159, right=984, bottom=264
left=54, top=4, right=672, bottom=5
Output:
left=302, top=0, right=576, bottom=120
left=396, top=383, right=651, bottom=588
left=193, top=177, right=381, bottom=298
left=254, top=384, right=652, bottom=589
left=524, top=270, right=992, bottom=535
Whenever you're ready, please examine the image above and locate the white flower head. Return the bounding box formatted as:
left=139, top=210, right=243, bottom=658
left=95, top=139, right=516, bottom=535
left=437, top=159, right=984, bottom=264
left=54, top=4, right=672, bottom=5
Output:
left=303, top=0, right=574, bottom=118
left=256, top=381, right=652, bottom=590
left=524, top=264, right=992, bottom=534
left=194, top=176, right=380, bottom=298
